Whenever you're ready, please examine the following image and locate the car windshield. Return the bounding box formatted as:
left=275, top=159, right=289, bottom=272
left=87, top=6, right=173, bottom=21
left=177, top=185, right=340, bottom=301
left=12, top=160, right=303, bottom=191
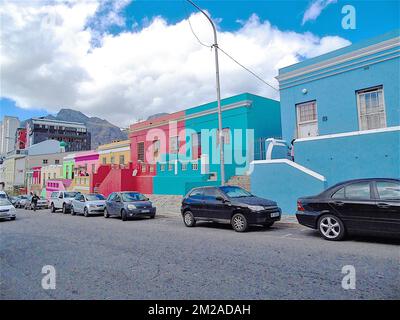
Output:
left=0, top=199, right=11, bottom=206
left=0, top=194, right=6, bottom=199
left=65, top=192, right=78, bottom=198
left=121, top=193, right=147, bottom=202
left=220, top=186, right=253, bottom=198
left=86, top=194, right=105, bottom=201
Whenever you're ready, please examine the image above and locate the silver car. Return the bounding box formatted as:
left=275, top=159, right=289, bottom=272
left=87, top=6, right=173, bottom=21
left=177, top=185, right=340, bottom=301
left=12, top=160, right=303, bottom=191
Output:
left=70, top=193, right=106, bottom=217
left=0, top=199, right=16, bottom=221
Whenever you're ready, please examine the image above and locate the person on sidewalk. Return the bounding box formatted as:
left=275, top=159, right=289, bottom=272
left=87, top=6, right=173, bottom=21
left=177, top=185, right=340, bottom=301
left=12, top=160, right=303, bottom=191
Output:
left=31, top=193, right=39, bottom=212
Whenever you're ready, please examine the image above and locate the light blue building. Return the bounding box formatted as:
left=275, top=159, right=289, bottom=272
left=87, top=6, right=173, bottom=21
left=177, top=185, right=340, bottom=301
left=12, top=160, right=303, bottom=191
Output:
left=250, top=30, right=400, bottom=214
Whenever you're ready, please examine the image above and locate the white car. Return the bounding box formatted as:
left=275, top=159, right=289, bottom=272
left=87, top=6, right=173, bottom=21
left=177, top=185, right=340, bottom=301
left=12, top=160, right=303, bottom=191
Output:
left=70, top=193, right=106, bottom=217
left=49, top=191, right=79, bottom=214
left=0, top=191, right=7, bottom=199
left=0, top=198, right=16, bottom=221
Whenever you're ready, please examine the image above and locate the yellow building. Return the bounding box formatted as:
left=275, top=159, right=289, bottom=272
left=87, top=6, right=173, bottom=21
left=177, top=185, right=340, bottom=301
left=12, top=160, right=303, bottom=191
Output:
left=97, top=139, right=131, bottom=166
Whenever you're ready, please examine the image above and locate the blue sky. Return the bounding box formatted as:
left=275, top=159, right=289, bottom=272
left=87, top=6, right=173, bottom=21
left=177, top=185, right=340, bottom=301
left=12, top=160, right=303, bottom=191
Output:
left=1, top=0, right=399, bottom=125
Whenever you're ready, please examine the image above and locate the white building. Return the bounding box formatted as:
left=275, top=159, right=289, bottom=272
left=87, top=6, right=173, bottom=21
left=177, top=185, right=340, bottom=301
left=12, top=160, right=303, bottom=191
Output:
left=0, top=116, right=20, bottom=156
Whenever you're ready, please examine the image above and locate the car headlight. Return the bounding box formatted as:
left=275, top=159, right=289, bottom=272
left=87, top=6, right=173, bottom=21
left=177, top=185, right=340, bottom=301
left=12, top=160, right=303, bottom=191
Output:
left=127, top=204, right=136, bottom=210
left=248, top=205, right=265, bottom=212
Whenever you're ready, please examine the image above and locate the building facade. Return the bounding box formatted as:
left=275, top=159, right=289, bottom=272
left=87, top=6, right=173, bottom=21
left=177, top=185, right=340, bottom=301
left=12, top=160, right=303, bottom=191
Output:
left=25, top=118, right=91, bottom=152
left=0, top=116, right=20, bottom=156
left=250, top=30, right=400, bottom=214
left=92, top=93, right=281, bottom=196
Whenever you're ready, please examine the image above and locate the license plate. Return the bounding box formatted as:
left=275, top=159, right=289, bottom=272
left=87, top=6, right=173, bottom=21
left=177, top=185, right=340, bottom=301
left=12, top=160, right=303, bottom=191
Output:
left=270, top=212, right=280, bottom=218
left=141, top=209, right=150, bottom=213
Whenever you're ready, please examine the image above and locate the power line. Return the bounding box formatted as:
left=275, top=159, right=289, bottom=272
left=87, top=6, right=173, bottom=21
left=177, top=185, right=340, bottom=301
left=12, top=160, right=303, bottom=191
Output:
left=183, top=1, right=212, bottom=48
left=217, top=46, right=279, bottom=92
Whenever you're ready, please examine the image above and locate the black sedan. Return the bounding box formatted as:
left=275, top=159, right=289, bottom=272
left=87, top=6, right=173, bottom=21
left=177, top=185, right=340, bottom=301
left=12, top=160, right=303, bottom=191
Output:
left=104, top=192, right=156, bottom=221
left=296, top=178, right=400, bottom=241
left=181, top=186, right=281, bottom=232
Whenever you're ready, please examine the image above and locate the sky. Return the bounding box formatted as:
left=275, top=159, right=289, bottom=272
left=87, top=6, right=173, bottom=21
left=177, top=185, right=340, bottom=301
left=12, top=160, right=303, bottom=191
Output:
left=1, top=0, right=399, bottom=127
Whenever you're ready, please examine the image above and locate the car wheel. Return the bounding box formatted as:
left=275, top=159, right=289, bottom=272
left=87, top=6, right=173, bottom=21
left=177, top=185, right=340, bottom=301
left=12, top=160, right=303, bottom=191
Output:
left=10, top=217, right=16, bottom=221
left=71, top=206, right=76, bottom=216
left=231, top=213, right=248, bottom=232
left=84, top=207, right=89, bottom=217
left=104, top=208, right=109, bottom=218
left=318, top=214, right=346, bottom=241
left=121, top=209, right=127, bottom=221
left=50, top=203, right=55, bottom=213
left=62, top=203, right=68, bottom=214
left=183, top=211, right=196, bottom=227
left=263, top=221, right=275, bottom=228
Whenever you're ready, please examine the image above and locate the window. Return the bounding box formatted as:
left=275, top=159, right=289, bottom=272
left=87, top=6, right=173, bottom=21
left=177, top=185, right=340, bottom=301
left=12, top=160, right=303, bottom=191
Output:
left=153, top=139, right=160, bottom=160
left=55, top=159, right=60, bottom=165
left=43, top=159, right=48, bottom=164
left=203, top=187, right=222, bottom=199
left=119, top=155, right=125, bottom=165
left=376, top=181, right=400, bottom=200
left=110, top=156, right=115, bottom=164
left=189, top=188, right=204, bottom=198
left=53, top=173, right=56, bottom=179
left=160, top=164, right=165, bottom=171
left=345, top=182, right=371, bottom=200
left=296, top=101, right=318, bottom=138
left=357, top=86, right=386, bottom=130
left=168, top=164, right=173, bottom=171
left=137, top=142, right=145, bottom=162
left=141, top=164, right=147, bottom=172
left=191, top=133, right=202, bottom=159
left=102, top=157, right=106, bottom=165
left=170, top=136, right=178, bottom=154
left=332, top=188, right=345, bottom=199
left=192, top=163, right=198, bottom=170
left=181, top=163, right=187, bottom=171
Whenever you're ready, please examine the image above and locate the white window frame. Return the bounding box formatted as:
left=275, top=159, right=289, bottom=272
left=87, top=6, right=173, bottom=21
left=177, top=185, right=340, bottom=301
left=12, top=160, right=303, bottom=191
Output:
left=356, top=86, right=387, bottom=131
left=296, top=100, right=318, bottom=139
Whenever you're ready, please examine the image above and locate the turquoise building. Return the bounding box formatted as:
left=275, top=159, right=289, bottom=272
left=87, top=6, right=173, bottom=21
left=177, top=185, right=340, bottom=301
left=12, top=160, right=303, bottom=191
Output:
left=250, top=30, right=400, bottom=214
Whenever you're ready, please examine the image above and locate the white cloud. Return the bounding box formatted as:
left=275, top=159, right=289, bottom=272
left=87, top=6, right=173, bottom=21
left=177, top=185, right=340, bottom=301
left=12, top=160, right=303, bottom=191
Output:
left=302, top=0, right=337, bottom=25
left=0, top=1, right=350, bottom=127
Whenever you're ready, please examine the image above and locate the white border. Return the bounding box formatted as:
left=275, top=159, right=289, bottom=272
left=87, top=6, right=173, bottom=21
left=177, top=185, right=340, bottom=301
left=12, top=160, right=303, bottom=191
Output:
left=250, top=159, right=326, bottom=181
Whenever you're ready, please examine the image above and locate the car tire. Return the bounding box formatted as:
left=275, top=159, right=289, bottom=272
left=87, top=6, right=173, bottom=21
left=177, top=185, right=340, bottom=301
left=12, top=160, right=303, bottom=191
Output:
left=183, top=211, right=196, bottom=227
left=62, top=203, right=68, bottom=214
left=84, top=207, right=89, bottom=217
left=10, top=217, right=16, bottom=221
left=318, top=214, right=346, bottom=241
left=121, top=209, right=127, bottom=221
left=149, top=214, right=155, bottom=219
left=50, top=203, right=55, bottom=213
left=263, top=221, right=275, bottom=228
left=71, top=206, right=76, bottom=216
left=104, top=208, right=109, bottom=218
left=231, top=213, right=248, bottom=232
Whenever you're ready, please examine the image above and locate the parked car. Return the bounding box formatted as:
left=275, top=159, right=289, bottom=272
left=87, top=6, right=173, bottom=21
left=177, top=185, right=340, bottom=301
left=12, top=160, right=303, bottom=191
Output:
left=9, top=196, right=18, bottom=206
left=25, top=196, right=49, bottom=210
left=49, top=191, right=79, bottom=213
left=296, top=178, right=400, bottom=241
left=104, top=192, right=156, bottom=221
left=15, top=195, right=29, bottom=208
left=181, top=186, right=281, bottom=232
left=0, top=198, right=16, bottom=221
left=71, top=193, right=106, bottom=217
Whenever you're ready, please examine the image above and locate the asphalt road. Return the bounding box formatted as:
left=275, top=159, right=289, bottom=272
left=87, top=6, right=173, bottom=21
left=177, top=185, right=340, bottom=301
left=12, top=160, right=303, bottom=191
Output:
left=1, top=209, right=399, bottom=300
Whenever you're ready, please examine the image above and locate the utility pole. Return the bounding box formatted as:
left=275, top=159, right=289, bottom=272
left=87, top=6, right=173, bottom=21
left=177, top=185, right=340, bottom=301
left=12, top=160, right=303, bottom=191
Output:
left=186, top=0, right=225, bottom=185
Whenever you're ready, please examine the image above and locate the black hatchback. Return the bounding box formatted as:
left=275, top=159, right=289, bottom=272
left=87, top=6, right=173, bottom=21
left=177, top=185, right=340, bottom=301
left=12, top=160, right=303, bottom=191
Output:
left=181, top=186, right=281, bottom=232
left=296, top=178, right=400, bottom=241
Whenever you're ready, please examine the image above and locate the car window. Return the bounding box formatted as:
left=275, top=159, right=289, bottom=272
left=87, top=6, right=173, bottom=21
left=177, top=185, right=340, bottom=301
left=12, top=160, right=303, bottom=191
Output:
left=0, top=199, right=11, bottom=206
left=86, top=194, right=106, bottom=201
left=74, top=194, right=81, bottom=200
left=189, top=189, right=204, bottom=198
left=121, top=193, right=146, bottom=201
left=203, top=188, right=222, bottom=200
left=114, top=195, right=121, bottom=202
left=345, top=182, right=371, bottom=200
left=332, top=187, right=345, bottom=199
left=59, top=193, right=64, bottom=199
left=0, top=194, right=6, bottom=199
left=107, top=193, right=115, bottom=201
left=376, top=181, right=400, bottom=201
left=220, top=186, right=252, bottom=198
left=65, top=192, right=78, bottom=198
left=51, top=192, right=57, bottom=198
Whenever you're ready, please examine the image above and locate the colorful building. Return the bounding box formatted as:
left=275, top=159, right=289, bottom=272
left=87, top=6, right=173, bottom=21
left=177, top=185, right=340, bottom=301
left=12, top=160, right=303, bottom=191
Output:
left=92, top=93, right=281, bottom=196
left=250, top=30, right=400, bottom=214
left=97, top=139, right=131, bottom=166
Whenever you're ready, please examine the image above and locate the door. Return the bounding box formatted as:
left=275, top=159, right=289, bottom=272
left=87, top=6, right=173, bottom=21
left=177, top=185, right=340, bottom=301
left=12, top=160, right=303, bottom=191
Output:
left=374, top=180, right=400, bottom=234
left=113, top=194, right=123, bottom=216
left=77, top=194, right=86, bottom=213
left=106, top=193, right=116, bottom=215
left=186, top=188, right=205, bottom=218
left=330, top=181, right=377, bottom=232
left=202, top=187, right=231, bottom=221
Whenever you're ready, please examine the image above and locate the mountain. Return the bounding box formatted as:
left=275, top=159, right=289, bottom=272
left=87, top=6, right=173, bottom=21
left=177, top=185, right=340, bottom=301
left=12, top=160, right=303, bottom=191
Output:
left=46, top=109, right=128, bottom=148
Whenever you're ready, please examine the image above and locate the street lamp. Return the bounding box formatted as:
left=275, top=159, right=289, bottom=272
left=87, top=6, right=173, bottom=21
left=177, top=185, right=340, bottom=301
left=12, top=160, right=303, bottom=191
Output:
left=186, top=0, right=225, bottom=185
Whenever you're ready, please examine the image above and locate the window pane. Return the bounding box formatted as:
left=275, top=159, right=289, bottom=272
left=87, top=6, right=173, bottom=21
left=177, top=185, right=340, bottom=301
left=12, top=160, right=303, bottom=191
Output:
left=190, top=189, right=203, bottom=197
left=332, top=188, right=345, bottom=199
left=376, top=181, right=400, bottom=200
left=357, top=87, right=386, bottom=130
left=345, top=182, right=371, bottom=200
left=203, top=188, right=220, bottom=198
left=137, top=142, right=145, bottom=161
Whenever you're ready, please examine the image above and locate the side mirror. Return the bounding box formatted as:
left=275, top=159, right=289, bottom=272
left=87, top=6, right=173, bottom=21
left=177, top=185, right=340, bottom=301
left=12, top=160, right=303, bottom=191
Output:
left=144, top=197, right=149, bottom=201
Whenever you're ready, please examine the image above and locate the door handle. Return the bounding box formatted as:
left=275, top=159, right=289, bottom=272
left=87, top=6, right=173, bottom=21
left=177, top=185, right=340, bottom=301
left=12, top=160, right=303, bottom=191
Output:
left=333, top=201, right=344, bottom=206
left=377, top=203, right=390, bottom=209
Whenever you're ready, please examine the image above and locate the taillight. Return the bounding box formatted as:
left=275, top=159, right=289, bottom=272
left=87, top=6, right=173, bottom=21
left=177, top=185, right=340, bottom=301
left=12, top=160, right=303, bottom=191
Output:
left=297, top=200, right=305, bottom=211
